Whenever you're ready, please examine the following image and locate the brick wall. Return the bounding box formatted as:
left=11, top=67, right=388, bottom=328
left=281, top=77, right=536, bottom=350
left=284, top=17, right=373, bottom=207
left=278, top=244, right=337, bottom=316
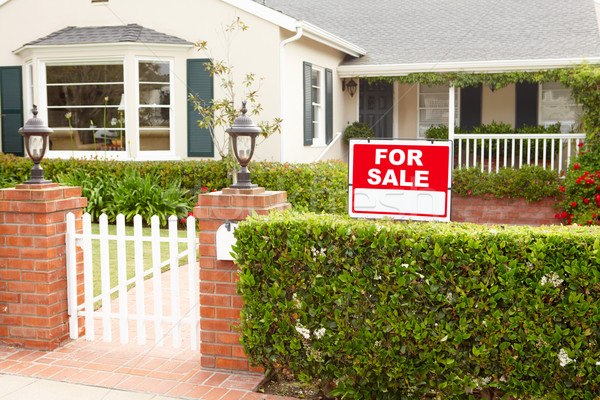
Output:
left=451, top=195, right=560, bottom=226
left=0, top=183, right=86, bottom=350
left=193, top=187, right=291, bottom=372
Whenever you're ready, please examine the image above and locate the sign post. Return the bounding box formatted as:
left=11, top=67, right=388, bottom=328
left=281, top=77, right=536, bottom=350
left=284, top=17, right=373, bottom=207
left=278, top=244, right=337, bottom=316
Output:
left=348, top=139, right=453, bottom=222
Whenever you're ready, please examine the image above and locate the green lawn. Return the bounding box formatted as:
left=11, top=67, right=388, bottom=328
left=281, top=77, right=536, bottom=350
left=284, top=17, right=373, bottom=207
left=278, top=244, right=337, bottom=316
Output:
left=89, top=223, right=190, bottom=299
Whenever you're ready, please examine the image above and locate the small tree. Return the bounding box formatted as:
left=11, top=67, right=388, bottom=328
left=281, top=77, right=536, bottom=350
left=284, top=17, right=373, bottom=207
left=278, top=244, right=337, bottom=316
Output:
left=188, top=18, right=281, bottom=179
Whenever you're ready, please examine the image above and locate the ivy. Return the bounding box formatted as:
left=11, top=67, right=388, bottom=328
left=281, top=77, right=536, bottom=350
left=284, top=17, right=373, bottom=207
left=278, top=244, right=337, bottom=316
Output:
left=366, top=64, right=600, bottom=143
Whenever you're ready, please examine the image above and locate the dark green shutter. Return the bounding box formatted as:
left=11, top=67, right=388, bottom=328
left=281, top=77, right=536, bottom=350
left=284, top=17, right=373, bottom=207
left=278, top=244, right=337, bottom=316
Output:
left=325, top=68, right=333, bottom=144
left=303, top=61, right=313, bottom=146
left=459, top=84, right=482, bottom=131
left=0, top=66, right=24, bottom=156
left=187, top=59, right=214, bottom=157
left=515, top=82, right=538, bottom=128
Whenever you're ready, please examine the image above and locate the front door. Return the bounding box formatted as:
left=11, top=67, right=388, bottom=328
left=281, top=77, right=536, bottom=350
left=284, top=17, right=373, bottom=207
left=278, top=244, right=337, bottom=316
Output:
left=0, top=66, right=24, bottom=156
left=359, top=80, right=393, bottom=138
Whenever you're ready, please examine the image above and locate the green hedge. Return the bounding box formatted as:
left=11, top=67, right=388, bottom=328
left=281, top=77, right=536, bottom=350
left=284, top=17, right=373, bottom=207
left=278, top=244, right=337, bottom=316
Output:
left=235, top=212, right=600, bottom=399
left=0, top=153, right=347, bottom=214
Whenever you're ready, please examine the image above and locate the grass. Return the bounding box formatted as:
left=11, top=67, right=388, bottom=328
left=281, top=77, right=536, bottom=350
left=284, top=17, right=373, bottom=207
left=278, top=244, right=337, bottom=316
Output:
left=89, top=223, right=190, bottom=299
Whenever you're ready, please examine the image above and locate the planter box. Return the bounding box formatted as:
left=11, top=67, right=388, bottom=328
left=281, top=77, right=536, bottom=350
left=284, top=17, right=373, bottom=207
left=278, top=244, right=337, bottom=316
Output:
left=451, top=195, right=560, bottom=226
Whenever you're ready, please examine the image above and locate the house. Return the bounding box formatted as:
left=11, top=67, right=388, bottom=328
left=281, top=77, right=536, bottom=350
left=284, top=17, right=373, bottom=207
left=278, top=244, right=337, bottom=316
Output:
left=0, top=0, right=599, bottom=163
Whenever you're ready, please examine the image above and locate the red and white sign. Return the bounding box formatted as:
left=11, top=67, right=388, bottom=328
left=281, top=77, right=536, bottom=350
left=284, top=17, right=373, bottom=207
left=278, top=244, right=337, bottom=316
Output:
left=348, top=139, right=452, bottom=221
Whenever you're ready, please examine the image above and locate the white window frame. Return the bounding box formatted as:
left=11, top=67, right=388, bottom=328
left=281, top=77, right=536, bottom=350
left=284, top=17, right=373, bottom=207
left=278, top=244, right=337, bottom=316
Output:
left=41, top=57, right=129, bottom=160
left=25, top=61, right=34, bottom=119
left=417, top=84, right=460, bottom=138
left=538, top=82, right=582, bottom=133
left=311, top=65, right=326, bottom=147
left=135, top=57, right=175, bottom=160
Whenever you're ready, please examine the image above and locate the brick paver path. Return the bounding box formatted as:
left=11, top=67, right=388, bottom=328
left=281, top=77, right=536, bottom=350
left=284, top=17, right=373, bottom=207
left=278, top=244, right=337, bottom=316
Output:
left=0, top=265, right=296, bottom=399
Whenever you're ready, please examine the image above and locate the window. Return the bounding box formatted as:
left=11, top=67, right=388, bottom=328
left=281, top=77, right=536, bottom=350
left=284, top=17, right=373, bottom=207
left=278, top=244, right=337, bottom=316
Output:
left=418, top=84, right=459, bottom=137
left=303, top=62, right=332, bottom=146
left=540, top=82, right=582, bottom=132
left=46, top=63, right=125, bottom=152
left=138, top=60, right=171, bottom=151
left=311, top=67, right=325, bottom=145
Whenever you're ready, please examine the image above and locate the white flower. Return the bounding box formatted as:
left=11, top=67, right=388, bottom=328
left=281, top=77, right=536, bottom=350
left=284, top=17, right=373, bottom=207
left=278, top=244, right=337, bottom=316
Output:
left=310, top=246, right=326, bottom=262
left=446, top=292, right=454, bottom=303
left=111, top=117, right=118, bottom=126
left=558, top=348, right=573, bottom=367
left=292, top=293, right=302, bottom=309
left=541, top=272, right=563, bottom=288
left=295, top=322, right=310, bottom=340
left=313, top=327, right=326, bottom=339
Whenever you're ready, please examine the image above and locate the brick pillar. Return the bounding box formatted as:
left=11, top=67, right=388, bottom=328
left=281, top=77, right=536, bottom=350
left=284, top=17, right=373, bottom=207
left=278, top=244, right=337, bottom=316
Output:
left=194, top=187, right=290, bottom=371
left=0, top=183, right=86, bottom=350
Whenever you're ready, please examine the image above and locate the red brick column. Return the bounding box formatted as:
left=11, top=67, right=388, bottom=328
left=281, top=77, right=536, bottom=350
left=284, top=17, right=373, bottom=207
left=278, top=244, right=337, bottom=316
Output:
left=0, top=183, right=86, bottom=350
left=193, top=187, right=291, bottom=371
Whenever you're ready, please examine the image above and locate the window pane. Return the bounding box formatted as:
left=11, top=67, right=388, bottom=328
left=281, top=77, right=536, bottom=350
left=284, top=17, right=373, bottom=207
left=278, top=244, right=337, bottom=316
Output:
left=541, top=82, right=582, bottom=132
left=139, top=84, right=170, bottom=105
left=49, top=107, right=125, bottom=129
left=140, top=129, right=169, bottom=150
left=139, top=62, right=170, bottom=82
left=311, top=69, right=319, bottom=87
left=47, top=84, right=124, bottom=107
left=139, top=107, right=169, bottom=128
left=46, top=64, right=123, bottom=84
left=49, top=128, right=126, bottom=151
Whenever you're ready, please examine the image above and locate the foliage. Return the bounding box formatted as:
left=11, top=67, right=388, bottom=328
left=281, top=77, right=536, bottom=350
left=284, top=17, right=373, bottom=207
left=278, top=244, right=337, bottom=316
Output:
left=56, top=168, right=191, bottom=226
left=235, top=212, right=600, bottom=399
left=188, top=17, right=281, bottom=165
left=556, top=142, right=600, bottom=226
left=342, top=122, right=375, bottom=144
left=251, top=161, right=347, bottom=214
left=453, top=166, right=561, bottom=202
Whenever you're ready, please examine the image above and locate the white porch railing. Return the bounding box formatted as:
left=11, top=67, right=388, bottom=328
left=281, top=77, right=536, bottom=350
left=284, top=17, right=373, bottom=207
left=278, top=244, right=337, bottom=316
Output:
left=450, top=133, right=586, bottom=173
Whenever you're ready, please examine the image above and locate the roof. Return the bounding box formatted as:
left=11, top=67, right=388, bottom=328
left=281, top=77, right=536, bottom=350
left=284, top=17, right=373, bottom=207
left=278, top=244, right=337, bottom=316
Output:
left=256, top=0, right=600, bottom=74
left=21, top=24, right=192, bottom=47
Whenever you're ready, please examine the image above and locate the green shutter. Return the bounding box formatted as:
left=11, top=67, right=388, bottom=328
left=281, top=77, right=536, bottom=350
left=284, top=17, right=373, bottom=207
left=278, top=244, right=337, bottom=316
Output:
left=303, top=61, right=313, bottom=146
left=325, top=68, right=333, bottom=144
left=0, top=66, right=24, bottom=156
left=515, top=82, right=538, bottom=128
left=187, top=59, right=214, bottom=157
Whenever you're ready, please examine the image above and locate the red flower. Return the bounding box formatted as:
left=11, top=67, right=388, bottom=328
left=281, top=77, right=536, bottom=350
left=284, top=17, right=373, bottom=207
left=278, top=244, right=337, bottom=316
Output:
left=571, top=202, right=578, bottom=208
left=559, top=186, right=565, bottom=192
left=554, top=213, right=561, bottom=219
left=561, top=211, right=569, bottom=218
left=201, top=187, right=208, bottom=192
left=574, top=163, right=581, bottom=170
left=578, top=142, right=584, bottom=147
left=187, top=212, right=193, bottom=217
left=584, top=198, right=590, bottom=204
left=212, top=189, right=217, bottom=192
left=593, top=214, right=597, bottom=218
left=587, top=220, right=592, bottom=225
left=179, top=218, right=185, bottom=224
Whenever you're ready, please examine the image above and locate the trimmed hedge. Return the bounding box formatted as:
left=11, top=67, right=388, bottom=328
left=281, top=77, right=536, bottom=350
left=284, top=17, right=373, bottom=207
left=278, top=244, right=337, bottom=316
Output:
left=0, top=153, right=347, bottom=214
left=235, top=212, right=600, bottom=399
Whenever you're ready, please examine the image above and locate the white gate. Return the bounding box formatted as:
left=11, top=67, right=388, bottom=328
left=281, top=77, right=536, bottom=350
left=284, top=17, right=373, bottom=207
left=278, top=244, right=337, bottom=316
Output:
left=65, top=212, right=200, bottom=350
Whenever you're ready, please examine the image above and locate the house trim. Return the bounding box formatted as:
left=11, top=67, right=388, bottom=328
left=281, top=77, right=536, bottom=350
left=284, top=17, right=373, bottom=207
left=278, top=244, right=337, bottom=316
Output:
left=13, top=42, right=193, bottom=55
left=338, top=57, right=600, bottom=78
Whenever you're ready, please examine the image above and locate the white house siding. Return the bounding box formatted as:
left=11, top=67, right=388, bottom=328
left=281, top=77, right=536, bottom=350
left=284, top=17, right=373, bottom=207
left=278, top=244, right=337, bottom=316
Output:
left=0, top=0, right=291, bottom=161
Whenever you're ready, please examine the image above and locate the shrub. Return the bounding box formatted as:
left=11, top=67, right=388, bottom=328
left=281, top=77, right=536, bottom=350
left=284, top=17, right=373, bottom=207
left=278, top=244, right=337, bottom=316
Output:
left=342, top=121, right=375, bottom=144
left=453, top=166, right=561, bottom=202
left=235, top=212, right=600, bottom=399
left=556, top=143, right=600, bottom=225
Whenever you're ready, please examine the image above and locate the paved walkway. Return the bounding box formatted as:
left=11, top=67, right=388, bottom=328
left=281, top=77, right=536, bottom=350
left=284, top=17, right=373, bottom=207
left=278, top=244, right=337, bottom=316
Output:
left=0, top=264, right=296, bottom=399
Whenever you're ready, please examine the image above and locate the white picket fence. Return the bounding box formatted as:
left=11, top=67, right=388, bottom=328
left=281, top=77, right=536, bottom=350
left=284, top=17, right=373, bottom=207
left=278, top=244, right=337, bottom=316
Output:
left=65, top=212, right=200, bottom=350
left=451, top=133, right=586, bottom=173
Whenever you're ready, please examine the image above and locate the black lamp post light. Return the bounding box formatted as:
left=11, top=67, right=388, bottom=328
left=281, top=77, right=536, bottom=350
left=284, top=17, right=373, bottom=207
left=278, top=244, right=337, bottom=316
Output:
left=226, top=101, right=262, bottom=189
left=342, top=78, right=358, bottom=97
left=19, top=105, right=53, bottom=185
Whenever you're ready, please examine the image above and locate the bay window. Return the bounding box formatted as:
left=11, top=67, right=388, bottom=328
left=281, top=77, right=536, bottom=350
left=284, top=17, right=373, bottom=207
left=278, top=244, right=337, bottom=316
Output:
left=46, top=63, right=125, bottom=152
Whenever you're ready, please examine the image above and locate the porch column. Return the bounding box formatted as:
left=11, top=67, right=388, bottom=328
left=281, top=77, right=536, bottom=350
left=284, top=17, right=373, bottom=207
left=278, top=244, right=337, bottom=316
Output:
left=448, top=85, right=455, bottom=142
left=193, top=187, right=291, bottom=371
left=0, top=183, right=86, bottom=350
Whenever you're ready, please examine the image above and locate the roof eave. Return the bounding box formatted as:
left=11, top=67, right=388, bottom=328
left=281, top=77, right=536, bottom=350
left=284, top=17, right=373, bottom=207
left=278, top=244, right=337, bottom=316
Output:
left=338, top=57, right=600, bottom=78
left=221, top=0, right=366, bottom=57
left=13, top=41, right=194, bottom=55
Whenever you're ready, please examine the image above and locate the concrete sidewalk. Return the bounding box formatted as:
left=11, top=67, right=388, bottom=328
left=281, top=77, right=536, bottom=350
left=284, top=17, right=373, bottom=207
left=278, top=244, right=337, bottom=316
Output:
left=0, top=373, right=174, bottom=399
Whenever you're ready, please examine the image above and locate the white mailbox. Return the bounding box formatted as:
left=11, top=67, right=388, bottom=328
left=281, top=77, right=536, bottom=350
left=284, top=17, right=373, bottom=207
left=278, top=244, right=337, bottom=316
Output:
left=216, top=221, right=239, bottom=261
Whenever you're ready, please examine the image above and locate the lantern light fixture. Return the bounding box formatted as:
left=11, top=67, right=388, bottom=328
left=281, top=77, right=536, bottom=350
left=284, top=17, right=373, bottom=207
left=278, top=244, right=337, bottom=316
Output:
left=343, top=78, right=358, bottom=97
left=226, top=101, right=262, bottom=189
left=19, top=105, right=53, bottom=185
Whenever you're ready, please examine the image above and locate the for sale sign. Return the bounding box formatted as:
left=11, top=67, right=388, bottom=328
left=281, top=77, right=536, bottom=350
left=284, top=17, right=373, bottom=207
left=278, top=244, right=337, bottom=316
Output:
left=348, top=139, right=452, bottom=221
